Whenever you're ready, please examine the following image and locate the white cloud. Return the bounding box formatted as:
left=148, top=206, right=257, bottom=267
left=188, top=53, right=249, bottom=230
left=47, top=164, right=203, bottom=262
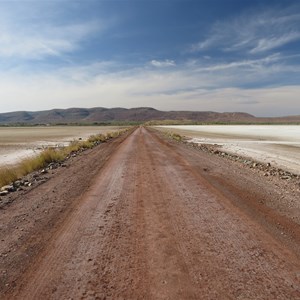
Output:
left=0, top=58, right=299, bottom=117
left=0, top=2, right=298, bottom=118
left=150, top=59, right=176, bottom=67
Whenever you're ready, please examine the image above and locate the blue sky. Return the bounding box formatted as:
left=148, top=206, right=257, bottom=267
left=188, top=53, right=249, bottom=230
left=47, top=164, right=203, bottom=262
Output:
left=0, top=0, right=299, bottom=116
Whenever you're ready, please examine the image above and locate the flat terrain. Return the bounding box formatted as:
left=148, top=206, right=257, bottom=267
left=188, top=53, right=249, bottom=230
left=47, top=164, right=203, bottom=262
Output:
left=0, top=126, right=124, bottom=166
left=157, top=125, right=300, bottom=175
left=0, top=127, right=299, bottom=299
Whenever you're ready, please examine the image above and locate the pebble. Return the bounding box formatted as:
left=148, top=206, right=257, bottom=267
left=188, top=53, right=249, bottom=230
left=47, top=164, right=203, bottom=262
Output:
left=13, top=180, right=22, bottom=187
left=1, top=185, right=15, bottom=192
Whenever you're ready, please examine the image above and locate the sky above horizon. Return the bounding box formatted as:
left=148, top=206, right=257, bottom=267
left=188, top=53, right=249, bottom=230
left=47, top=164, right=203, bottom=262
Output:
left=0, top=0, right=300, bottom=117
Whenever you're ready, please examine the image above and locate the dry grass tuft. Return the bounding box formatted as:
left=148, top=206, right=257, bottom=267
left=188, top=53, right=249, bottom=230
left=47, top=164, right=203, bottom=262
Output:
left=163, top=131, right=183, bottom=142
left=0, top=168, right=18, bottom=187
left=18, top=148, right=65, bottom=175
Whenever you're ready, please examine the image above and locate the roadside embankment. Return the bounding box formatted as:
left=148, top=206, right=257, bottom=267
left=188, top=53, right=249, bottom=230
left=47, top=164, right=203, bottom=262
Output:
left=156, top=125, right=300, bottom=178
left=0, top=128, right=131, bottom=204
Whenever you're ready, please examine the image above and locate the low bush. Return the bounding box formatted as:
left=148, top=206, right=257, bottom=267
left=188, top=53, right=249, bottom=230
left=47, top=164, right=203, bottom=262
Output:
left=171, top=133, right=182, bottom=142
left=163, top=131, right=183, bottom=142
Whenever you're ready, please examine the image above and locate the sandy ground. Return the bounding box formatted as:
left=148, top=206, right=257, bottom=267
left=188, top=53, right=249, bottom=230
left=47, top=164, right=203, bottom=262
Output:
left=0, top=126, right=124, bottom=167
left=0, top=127, right=299, bottom=299
left=157, top=125, right=300, bottom=175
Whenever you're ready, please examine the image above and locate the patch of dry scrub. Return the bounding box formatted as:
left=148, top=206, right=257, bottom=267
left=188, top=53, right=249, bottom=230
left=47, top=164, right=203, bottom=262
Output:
left=0, top=129, right=129, bottom=188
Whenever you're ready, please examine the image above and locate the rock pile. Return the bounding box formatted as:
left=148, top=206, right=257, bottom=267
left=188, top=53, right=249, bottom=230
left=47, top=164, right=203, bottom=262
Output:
left=0, top=161, right=65, bottom=202
left=186, top=141, right=300, bottom=182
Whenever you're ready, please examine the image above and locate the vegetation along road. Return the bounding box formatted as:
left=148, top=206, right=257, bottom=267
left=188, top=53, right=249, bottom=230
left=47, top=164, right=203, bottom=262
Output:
left=0, top=127, right=299, bottom=299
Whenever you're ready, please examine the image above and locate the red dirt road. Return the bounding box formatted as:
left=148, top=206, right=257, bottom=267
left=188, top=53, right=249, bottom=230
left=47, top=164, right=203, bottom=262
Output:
left=1, top=127, right=300, bottom=299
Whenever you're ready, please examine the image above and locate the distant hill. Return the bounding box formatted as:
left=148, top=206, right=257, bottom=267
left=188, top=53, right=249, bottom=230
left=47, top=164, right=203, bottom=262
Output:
left=0, top=107, right=299, bottom=125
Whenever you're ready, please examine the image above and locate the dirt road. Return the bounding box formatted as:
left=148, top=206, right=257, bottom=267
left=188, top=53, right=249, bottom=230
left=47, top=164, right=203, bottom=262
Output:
left=1, top=127, right=300, bottom=299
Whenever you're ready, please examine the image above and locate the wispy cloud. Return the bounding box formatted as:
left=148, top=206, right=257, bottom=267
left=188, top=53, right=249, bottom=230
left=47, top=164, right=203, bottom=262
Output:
left=0, top=21, right=101, bottom=60
left=0, top=2, right=108, bottom=61
left=191, top=5, right=300, bottom=54
left=194, top=53, right=281, bottom=72
left=250, top=32, right=300, bottom=53
left=150, top=59, right=176, bottom=67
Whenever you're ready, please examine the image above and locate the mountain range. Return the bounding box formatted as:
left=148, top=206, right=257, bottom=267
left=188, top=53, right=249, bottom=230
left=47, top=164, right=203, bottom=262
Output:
left=0, top=107, right=299, bottom=124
